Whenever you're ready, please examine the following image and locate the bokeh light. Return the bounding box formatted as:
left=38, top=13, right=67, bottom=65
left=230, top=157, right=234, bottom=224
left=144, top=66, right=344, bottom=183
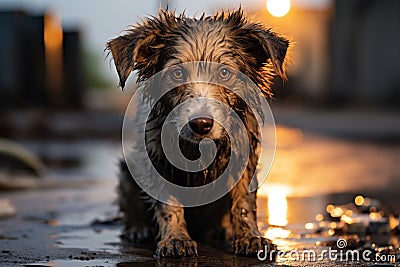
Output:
left=355, top=195, right=365, bottom=206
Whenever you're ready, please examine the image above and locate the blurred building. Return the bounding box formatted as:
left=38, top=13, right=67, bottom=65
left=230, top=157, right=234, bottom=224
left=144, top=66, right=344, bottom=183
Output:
left=0, top=9, right=83, bottom=109
left=331, top=0, right=400, bottom=106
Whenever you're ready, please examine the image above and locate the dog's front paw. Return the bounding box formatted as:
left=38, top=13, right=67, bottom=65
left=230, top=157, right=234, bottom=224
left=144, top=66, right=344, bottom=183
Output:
left=233, top=236, right=276, bottom=258
left=155, top=238, right=198, bottom=258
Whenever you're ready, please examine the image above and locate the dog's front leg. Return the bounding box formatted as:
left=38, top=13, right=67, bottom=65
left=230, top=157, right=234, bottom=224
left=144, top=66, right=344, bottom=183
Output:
left=230, top=174, right=276, bottom=258
left=154, top=203, right=198, bottom=257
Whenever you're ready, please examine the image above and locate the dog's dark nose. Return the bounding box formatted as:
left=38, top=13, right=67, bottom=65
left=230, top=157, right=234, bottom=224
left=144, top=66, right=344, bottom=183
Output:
left=189, top=117, right=214, bottom=135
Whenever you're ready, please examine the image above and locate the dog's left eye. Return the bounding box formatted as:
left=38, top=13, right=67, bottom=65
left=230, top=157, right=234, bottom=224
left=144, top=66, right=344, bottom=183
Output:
left=172, top=69, right=184, bottom=81
left=219, top=68, right=231, bottom=81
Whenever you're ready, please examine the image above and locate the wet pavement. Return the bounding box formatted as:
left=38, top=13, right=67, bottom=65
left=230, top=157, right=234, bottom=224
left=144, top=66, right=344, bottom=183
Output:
left=0, top=108, right=399, bottom=266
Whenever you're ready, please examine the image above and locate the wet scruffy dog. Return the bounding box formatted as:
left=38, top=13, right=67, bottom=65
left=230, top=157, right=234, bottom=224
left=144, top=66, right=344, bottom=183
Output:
left=107, top=9, right=288, bottom=258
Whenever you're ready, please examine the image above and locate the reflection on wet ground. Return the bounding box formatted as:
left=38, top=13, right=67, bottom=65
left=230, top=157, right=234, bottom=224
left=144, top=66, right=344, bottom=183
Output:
left=1, top=122, right=399, bottom=266
left=58, top=228, right=121, bottom=254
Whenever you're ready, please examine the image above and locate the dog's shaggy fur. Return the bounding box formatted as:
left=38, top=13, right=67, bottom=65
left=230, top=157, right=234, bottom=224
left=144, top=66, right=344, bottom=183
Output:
left=107, top=8, right=289, bottom=258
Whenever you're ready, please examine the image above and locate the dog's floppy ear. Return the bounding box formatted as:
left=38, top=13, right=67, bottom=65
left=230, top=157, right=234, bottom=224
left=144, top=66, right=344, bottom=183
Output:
left=249, top=26, right=289, bottom=80
left=245, top=27, right=289, bottom=80
left=106, top=21, right=164, bottom=88
left=226, top=9, right=289, bottom=80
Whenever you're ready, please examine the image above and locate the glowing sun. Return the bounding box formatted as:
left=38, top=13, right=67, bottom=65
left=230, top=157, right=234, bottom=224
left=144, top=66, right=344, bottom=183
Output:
left=266, top=0, right=291, bottom=17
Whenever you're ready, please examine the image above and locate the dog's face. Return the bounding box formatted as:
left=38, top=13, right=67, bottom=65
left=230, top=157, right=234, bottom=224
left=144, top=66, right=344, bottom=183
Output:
left=107, top=9, right=288, bottom=142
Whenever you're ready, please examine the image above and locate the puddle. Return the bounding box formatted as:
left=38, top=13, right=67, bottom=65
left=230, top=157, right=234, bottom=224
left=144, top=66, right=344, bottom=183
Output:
left=57, top=228, right=121, bottom=254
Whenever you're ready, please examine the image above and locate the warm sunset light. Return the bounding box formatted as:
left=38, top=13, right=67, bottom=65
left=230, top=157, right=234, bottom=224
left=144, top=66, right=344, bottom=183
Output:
left=44, top=12, right=63, bottom=50
left=266, top=0, right=291, bottom=18
left=266, top=184, right=290, bottom=227
left=44, top=10, right=64, bottom=107
left=265, top=226, right=290, bottom=240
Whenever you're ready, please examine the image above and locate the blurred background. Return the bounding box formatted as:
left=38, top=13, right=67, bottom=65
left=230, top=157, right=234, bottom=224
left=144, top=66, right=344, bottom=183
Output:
left=0, top=0, right=399, bottom=265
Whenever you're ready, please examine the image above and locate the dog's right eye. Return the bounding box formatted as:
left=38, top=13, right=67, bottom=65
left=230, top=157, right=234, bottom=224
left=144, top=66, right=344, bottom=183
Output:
left=172, top=69, right=184, bottom=81
left=219, top=68, right=232, bottom=81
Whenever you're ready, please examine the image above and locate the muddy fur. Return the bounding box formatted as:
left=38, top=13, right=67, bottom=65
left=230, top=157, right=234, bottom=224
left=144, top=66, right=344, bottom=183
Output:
left=107, top=8, right=288, bottom=258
